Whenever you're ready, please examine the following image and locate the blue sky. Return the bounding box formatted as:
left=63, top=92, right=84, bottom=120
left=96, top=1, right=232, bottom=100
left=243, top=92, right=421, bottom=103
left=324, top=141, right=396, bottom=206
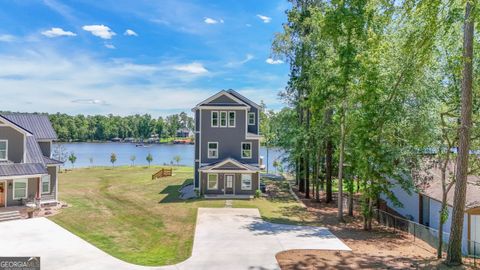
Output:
left=0, top=0, right=290, bottom=116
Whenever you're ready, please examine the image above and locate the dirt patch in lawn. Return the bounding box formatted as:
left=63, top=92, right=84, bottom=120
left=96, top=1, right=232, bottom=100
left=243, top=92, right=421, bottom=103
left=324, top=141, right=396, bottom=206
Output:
left=276, top=189, right=476, bottom=270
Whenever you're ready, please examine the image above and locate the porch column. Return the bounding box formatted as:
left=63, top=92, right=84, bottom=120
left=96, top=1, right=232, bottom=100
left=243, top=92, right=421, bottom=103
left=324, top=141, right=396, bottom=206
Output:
left=36, top=177, right=41, bottom=200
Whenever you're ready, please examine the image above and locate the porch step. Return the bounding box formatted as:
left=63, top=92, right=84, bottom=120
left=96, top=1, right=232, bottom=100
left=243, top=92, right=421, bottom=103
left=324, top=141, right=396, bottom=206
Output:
left=0, top=211, right=22, bottom=222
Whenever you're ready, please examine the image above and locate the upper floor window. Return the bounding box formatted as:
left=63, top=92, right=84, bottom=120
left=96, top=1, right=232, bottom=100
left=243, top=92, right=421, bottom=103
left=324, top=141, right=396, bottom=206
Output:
left=220, top=112, right=227, bottom=127
left=208, top=142, right=218, bottom=158
left=42, top=175, right=51, bottom=194
left=228, top=111, right=236, bottom=127
left=0, top=140, right=7, bottom=160
left=211, top=111, right=219, bottom=127
left=241, top=142, right=252, bottom=159
left=248, top=112, right=255, bottom=125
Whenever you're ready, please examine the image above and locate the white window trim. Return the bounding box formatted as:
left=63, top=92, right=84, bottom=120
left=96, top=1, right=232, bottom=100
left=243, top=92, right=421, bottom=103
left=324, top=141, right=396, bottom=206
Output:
left=41, top=175, right=51, bottom=194
left=207, top=174, right=218, bottom=190
left=207, top=142, right=219, bottom=159
left=248, top=112, right=255, bottom=125
left=0, top=140, right=7, bottom=161
left=241, top=174, right=252, bottom=190
left=13, top=179, right=28, bottom=200
left=228, top=111, right=236, bottom=128
left=220, top=111, right=228, bottom=127
left=211, top=111, right=219, bottom=127
left=241, top=142, right=252, bottom=159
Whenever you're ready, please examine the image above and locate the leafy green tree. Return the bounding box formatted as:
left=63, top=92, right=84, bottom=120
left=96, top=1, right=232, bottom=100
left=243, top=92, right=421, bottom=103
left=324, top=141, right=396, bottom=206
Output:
left=173, top=155, right=181, bottom=166
left=68, top=152, right=77, bottom=169
left=110, top=153, right=117, bottom=167
left=130, top=155, right=136, bottom=166
left=146, top=153, right=153, bottom=167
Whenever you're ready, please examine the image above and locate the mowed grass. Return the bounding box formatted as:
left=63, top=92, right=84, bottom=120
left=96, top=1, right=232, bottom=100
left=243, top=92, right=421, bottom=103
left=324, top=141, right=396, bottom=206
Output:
left=49, top=166, right=224, bottom=266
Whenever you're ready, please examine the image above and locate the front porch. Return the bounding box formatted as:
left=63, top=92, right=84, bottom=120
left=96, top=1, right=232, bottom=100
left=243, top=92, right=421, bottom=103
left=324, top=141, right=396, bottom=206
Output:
left=0, top=176, right=58, bottom=208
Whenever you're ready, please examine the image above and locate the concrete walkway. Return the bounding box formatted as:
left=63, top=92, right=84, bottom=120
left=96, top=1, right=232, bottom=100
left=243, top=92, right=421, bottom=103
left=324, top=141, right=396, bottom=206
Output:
left=0, top=208, right=350, bottom=270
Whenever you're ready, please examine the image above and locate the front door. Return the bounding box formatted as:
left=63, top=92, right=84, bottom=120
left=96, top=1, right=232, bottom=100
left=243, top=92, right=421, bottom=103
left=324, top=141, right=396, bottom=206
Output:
left=225, top=175, right=234, bottom=195
left=0, top=182, right=4, bottom=207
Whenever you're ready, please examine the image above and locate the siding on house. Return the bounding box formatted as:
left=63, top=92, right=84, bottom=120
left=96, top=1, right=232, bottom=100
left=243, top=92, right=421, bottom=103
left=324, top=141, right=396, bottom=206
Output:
left=0, top=126, right=24, bottom=163
left=38, top=141, right=51, bottom=157
left=382, top=183, right=420, bottom=222
left=6, top=178, right=38, bottom=206
left=199, top=109, right=259, bottom=164
left=200, top=172, right=259, bottom=195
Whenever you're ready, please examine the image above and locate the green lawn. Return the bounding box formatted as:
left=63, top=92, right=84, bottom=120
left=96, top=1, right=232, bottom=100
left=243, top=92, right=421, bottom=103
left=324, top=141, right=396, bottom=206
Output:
left=50, top=166, right=307, bottom=266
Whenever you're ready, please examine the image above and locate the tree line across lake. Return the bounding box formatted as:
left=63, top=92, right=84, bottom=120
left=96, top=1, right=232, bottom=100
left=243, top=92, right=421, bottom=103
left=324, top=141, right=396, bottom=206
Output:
left=48, top=112, right=194, bottom=142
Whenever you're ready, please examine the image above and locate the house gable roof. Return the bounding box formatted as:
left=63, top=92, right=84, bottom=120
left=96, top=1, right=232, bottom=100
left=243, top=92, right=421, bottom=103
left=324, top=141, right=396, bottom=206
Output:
left=226, top=89, right=261, bottom=109
left=193, top=90, right=251, bottom=110
left=1, top=113, right=57, bottom=140
left=199, top=158, right=259, bottom=172
left=0, top=115, right=33, bottom=136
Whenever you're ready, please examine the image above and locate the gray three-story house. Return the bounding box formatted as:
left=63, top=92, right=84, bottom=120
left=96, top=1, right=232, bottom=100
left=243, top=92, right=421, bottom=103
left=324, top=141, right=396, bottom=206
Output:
left=193, top=89, right=262, bottom=198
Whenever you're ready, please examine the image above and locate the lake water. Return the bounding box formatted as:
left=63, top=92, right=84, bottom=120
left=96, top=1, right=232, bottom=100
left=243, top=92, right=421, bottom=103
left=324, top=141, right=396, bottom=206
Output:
left=54, top=142, right=284, bottom=172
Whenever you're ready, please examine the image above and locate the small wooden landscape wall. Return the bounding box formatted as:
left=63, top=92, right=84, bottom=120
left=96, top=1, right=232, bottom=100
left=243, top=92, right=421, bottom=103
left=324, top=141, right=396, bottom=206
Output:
left=152, top=168, right=173, bottom=180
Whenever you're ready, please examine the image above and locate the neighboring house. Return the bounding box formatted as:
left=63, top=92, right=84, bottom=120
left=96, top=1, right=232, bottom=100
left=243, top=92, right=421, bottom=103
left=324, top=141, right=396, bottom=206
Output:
left=192, top=89, right=262, bottom=198
left=383, top=164, right=480, bottom=256
left=176, top=127, right=193, bottom=138
left=0, top=113, right=62, bottom=208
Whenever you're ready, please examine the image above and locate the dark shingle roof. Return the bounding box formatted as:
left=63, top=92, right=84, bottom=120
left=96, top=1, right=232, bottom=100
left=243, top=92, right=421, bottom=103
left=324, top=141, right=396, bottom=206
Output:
left=0, top=163, right=47, bottom=177
left=2, top=114, right=57, bottom=140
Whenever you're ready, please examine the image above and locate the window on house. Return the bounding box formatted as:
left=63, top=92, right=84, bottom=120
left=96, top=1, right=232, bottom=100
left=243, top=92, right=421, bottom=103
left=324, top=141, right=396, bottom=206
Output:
left=42, top=175, right=51, bottom=194
left=220, top=111, right=227, bottom=127
left=13, top=179, right=28, bottom=200
left=208, top=142, right=218, bottom=158
left=241, top=142, right=252, bottom=159
left=211, top=111, right=219, bottom=127
left=228, top=111, right=236, bottom=127
left=207, top=174, right=218, bottom=190
left=248, top=112, right=255, bottom=125
left=0, top=140, right=7, bottom=160
left=241, top=174, right=252, bottom=190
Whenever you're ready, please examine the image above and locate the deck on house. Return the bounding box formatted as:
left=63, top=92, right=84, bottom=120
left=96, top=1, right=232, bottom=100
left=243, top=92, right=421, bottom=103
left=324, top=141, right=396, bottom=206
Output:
left=203, top=194, right=253, bottom=200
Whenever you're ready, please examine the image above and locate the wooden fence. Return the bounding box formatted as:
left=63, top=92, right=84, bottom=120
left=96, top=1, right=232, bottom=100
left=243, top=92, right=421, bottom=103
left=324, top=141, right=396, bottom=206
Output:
left=152, top=168, right=173, bottom=180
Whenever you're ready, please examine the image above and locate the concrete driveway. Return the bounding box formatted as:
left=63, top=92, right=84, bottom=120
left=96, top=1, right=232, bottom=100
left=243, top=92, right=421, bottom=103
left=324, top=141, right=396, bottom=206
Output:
left=0, top=208, right=350, bottom=270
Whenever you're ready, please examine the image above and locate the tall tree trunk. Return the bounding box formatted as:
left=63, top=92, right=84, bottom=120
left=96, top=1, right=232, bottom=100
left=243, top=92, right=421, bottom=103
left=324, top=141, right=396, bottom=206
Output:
left=324, top=108, right=333, bottom=203
left=316, top=146, right=321, bottom=202
left=305, top=108, right=311, bottom=198
left=446, top=1, right=475, bottom=265
left=338, top=101, right=346, bottom=222
left=438, top=196, right=448, bottom=258
left=299, top=157, right=305, bottom=193
left=348, top=177, right=354, bottom=216
left=295, top=158, right=300, bottom=186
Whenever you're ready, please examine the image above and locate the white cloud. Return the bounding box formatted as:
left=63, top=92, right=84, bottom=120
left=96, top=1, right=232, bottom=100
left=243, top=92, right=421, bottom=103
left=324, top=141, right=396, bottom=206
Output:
left=226, top=54, right=254, bottom=67
left=124, top=29, right=138, bottom=36
left=245, top=24, right=252, bottom=27
left=173, top=62, right=208, bottom=74
left=0, top=34, right=15, bottom=42
left=82, top=25, right=116, bottom=39
left=104, top=43, right=115, bottom=49
left=72, top=99, right=108, bottom=105
left=204, top=17, right=224, bottom=24
left=256, top=14, right=272, bottom=23
left=0, top=50, right=212, bottom=116
left=41, top=27, right=76, bottom=38
left=266, top=58, right=283, bottom=65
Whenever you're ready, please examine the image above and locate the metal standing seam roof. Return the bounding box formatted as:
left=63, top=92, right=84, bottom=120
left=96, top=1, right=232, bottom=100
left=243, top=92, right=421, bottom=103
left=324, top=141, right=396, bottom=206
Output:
left=1, top=114, right=57, bottom=140
left=25, top=136, right=45, bottom=165
left=0, top=163, right=47, bottom=177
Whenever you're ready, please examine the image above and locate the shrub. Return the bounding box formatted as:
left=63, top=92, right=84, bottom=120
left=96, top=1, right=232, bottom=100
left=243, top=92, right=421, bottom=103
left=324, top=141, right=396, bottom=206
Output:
left=255, top=189, right=261, bottom=198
